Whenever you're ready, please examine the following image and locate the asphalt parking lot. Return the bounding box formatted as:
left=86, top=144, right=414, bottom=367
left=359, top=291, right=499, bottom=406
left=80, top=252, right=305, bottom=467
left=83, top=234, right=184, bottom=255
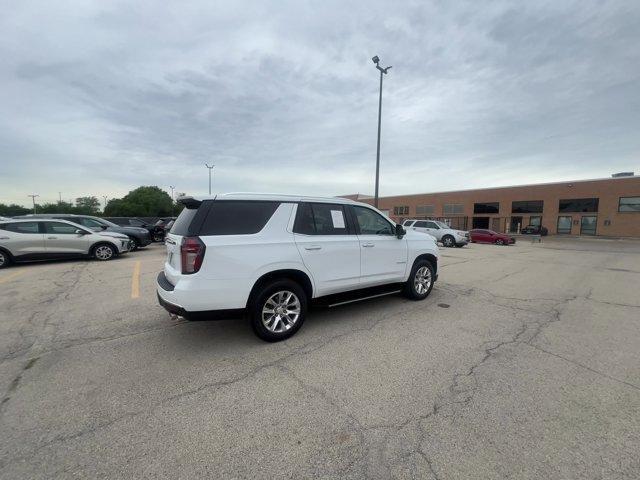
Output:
left=1, top=238, right=639, bottom=479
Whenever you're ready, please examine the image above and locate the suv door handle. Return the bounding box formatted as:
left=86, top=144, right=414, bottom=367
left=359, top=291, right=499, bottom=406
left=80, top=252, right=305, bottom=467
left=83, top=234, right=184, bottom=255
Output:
left=47, top=236, right=58, bottom=239
left=0, top=236, right=9, bottom=240
left=362, top=243, right=375, bottom=248
left=304, top=245, right=322, bottom=251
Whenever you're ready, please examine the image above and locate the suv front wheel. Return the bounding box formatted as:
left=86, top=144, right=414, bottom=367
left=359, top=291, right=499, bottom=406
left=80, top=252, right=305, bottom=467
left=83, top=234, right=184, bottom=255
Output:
left=249, top=279, right=307, bottom=342
left=404, top=259, right=435, bottom=300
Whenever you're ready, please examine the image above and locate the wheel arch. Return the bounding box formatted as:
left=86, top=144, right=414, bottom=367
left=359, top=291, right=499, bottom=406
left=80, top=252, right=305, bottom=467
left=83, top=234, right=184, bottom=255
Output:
left=410, top=253, right=438, bottom=275
left=0, top=246, right=14, bottom=262
left=246, top=269, right=313, bottom=308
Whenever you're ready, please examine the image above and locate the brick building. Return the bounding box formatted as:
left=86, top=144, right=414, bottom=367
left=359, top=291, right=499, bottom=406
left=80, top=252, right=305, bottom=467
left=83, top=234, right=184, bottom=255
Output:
left=348, top=174, right=640, bottom=237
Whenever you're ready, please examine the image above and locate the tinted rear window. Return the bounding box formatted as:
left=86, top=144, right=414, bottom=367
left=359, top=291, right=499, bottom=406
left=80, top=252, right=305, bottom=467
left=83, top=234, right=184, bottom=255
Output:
left=170, top=208, right=199, bottom=236
left=198, top=201, right=280, bottom=236
left=0, top=222, right=40, bottom=233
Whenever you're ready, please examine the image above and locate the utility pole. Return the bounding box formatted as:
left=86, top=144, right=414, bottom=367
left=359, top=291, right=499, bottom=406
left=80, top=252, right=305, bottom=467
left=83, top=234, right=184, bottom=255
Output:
left=371, top=55, right=392, bottom=209
left=205, top=164, right=215, bottom=195
left=28, top=194, right=39, bottom=214
left=103, top=196, right=108, bottom=212
left=169, top=185, right=175, bottom=216
left=58, top=192, right=62, bottom=203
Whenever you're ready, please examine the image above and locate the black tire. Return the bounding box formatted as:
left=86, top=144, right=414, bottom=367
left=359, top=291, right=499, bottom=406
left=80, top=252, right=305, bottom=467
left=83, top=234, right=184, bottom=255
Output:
left=152, top=232, right=164, bottom=242
left=455, top=243, right=464, bottom=248
left=129, top=238, right=139, bottom=251
left=495, top=238, right=505, bottom=245
left=442, top=235, right=455, bottom=248
left=404, top=259, right=435, bottom=300
left=0, top=249, right=11, bottom=269
left=92, top=243, right=116, bottom=261
left=249, top=279, right=307, bottom=342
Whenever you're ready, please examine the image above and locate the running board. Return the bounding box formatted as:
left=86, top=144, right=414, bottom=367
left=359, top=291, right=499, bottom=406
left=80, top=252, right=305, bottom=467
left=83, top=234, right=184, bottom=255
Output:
left=327, top=289, right=402, bottom=308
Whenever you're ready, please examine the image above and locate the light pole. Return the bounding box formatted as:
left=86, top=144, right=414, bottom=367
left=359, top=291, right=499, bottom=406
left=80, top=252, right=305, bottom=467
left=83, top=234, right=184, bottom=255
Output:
left=28, top=194, right=39, bottom=214
left=205, top=164, right=215, bottom=195
left=371, top=55, right=392, bottom=209
left=103, top=196, right=108, bottom=212
left=169, top=185, right=175, bottom=215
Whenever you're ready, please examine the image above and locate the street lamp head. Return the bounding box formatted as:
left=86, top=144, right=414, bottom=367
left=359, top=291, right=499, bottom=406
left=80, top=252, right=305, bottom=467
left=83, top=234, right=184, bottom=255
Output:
left=371, top=56, right=379, bottom=64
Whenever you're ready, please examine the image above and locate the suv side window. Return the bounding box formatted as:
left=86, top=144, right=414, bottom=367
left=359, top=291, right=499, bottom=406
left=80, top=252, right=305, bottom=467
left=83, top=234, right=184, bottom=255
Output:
left=353, top=206, right=395, bottom=235
left=403, top=220, right=415, bottom=227
left=414, top=221, right=428, bottom=228
left=198, top=201, right=280, bottom=235
left=293, top=203, right=350, bottom=236
left=0, top=222, right=40, bottom=233
left=44, top=222, right=86, bottom=234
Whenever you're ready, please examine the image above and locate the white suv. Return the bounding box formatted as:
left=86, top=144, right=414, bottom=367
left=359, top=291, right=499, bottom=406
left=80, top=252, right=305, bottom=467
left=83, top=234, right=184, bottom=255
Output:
left=402, top=219, right=469, bottom=248
left=157, top=193, right=440, bottom=341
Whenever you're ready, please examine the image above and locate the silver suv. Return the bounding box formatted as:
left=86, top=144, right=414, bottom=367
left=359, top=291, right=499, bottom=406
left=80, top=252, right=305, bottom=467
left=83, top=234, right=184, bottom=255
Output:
left=0, top=219, right=130, bottom=268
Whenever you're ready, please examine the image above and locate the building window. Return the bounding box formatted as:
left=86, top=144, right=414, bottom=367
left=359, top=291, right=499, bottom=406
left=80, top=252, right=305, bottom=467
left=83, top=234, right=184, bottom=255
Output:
left=619, top=197, right=640, bottom=212
left=512, top=200, right=543, bottom=213
left=558, top=198, right=599, bottom=213
left=557, top=216, right=572, bottom=234
left=443, top=203, right=464, bottom=215
left=416, top=204, right=434, bottom=216
left=473, top=202, right=499, bottom=214
left=393, top=206, right=409, bottom=215
left=529, top=216, right=542, bottom=227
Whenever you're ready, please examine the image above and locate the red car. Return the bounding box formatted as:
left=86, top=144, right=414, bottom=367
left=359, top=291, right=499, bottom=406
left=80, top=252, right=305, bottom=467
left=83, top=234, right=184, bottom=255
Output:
left=469, top=229, right=516, bottom=245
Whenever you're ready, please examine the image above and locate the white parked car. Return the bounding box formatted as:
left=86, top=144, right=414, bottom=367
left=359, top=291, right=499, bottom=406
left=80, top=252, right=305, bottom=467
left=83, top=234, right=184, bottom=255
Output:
left=157, top=193, right=440, bottom=341
left=0, top=218, right=130, bottom=268
left=402, top=219, right=469, bottom=248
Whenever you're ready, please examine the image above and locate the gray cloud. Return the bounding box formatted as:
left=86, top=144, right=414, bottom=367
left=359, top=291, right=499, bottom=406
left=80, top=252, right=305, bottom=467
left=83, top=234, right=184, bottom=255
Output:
left=1, top=0, right=639, bottom=206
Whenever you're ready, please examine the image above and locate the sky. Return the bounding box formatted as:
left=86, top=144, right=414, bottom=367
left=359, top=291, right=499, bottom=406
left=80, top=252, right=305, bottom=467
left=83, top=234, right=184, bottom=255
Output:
left=1, top=0, right=639, bottom=207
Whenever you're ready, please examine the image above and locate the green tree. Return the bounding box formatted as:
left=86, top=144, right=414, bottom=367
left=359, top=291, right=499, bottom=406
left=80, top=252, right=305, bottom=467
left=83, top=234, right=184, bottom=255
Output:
left=104, top=186, right=174, bottom=217
left=0, top=203, right=31, bottom=216
left=38, top=201, right=75, bottom=213
left=75, top=196, right=101, bottom=215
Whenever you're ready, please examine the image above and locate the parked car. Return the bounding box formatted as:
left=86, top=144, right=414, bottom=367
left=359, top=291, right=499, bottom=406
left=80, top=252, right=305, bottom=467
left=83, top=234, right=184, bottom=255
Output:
left=469, top=229, right=516, bottom=245
left=15, top=214, right=152, bottom=250
left=157, top=194, right=440, bottom=341
left=104, top=217, right=166, bottom=242
left=402, top=219, right=469, bottom=248
left=0, top=218, right=130, bottom=268
left=520, top=225, right=548, bottom=236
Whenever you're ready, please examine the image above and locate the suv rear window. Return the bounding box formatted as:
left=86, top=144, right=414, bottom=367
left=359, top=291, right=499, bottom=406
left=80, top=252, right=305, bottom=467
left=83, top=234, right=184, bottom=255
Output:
left=170, top=208, right=199, bottom=236
left=198, top=201, right=280, bottom=236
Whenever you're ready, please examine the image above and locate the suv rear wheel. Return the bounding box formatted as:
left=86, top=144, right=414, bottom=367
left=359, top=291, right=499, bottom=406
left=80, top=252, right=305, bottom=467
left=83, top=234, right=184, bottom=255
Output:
left=404, top=259, right=435, bottom=300
left=249, top=279, right=307, bottom=341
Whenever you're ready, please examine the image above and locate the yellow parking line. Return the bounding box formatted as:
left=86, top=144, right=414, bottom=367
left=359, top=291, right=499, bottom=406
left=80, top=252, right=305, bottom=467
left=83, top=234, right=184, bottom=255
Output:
left=0, top=271, right=25, bottom=284
left=131, top=261, right=141, bottom=299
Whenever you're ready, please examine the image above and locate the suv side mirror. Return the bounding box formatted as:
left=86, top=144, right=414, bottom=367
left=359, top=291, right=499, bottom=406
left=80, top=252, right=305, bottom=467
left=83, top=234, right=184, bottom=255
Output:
left=395, top=224, right=406, bottom=238
left=100, top=225, right=108, bottom=230
left=75, top=229, right=87, bottom=235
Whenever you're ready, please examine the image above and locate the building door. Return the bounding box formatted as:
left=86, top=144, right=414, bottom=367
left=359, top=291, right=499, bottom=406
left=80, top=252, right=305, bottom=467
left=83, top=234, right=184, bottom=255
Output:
left=557, top=216, right=572, bottom=234
left=473, top=217, right=489, bottom=229
left=580, top=216, right=597, bottom=236
left=529, top=216, right=541, bottom=227
left=510, top=216, right=522, bottom=233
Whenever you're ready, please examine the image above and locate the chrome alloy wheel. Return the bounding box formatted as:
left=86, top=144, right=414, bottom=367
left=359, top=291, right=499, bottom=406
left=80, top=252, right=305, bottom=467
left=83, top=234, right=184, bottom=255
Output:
left=443, top=236, right=454, bottom=247
left=262, top=291, right=301, bottom=333
left=95, top=245, right=114, bottom=260
left=414, top=266, right=432, bottom=295
left=0, top=251, right=5, bottom=267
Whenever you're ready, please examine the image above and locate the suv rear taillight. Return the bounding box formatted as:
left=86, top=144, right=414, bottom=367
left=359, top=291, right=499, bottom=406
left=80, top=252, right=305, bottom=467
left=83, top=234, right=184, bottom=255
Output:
left=181, top=237, right=206, bottom=274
